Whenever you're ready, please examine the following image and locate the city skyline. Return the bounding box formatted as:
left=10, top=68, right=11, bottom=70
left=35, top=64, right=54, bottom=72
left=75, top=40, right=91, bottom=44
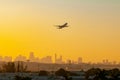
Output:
left=0, top=52, right=119, bottom=65
left=0, top=52, right=81, bottom=63
left=0, top=0, right=120, bottom=62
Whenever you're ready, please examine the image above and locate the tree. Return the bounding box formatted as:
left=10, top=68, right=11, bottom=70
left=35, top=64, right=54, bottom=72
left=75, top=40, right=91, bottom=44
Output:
left=2, top=61, right=27, bottom=73
left=55, top=68, right=67, bottom=76
left=98, top=69, right=108, bottom=80
left=85, top=68, right=108, bottom=80
left=15, top=75, right=31, bottom=80
left=16, top=61, right=27, bottom=72
left=39, top=70, right=49, bottom=76
left=108, top=68, right=120, bottom=80
left=2, top=62, right=16, bottom=72
left=55, top=68, right=73, bottom=80
left=85, top=68, right=100, bottom=79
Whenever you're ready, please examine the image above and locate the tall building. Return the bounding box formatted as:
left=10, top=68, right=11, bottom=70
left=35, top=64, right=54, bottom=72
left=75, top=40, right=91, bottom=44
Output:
left=14, top=55, right=27, bottom=62
left=78, top=57, right=82, bottom=64
left=103, top=59, right=110, bottom=64
left=67, top=59, right=72, bottom=65
left=55, top=53, right=57, bottom=63
left=0, top=56, right=3, bottom=62
left=60, top=55, right=62, bottom=61
left=55, top=54, right=64, bottom=64
left=40, top=56, right=52, bottom=63
left=29, top=52, right=35, bottom=62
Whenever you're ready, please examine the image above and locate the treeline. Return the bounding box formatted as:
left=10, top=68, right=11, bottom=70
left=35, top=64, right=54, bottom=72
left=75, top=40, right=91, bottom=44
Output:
left=39, top=68, right=120, bottom=80
left=85, top=68, right=120, bottom=80
left=0, top=62, right=120, bottom=80
left=38, top=68, right=79, bottom=76
left=0, top=61, right=27, bottom=72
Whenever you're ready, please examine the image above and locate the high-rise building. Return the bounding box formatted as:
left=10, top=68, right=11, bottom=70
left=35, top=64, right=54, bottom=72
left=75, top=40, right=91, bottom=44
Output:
left=103, top=59, right=110, bottom=64
left=0, top=56, right=3, bottom=61
left=55, top=53, right=57, bottom=63
left=14, top=55, right=27, bottom=62
left=67, top=59, right=72, bottom=65
left=55, top=54, right=64, bottom=64
left=60, top=55, right=62, bottom=61
left=40, top=56, right=52, bottom=63
left=78, top=57, right=82, bottom=64
left=29, top=52, right=35, bottom=62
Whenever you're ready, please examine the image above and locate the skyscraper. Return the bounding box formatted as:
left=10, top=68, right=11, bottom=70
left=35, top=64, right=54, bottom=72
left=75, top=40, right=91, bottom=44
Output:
left=55, top=53, right=57, bottom=63
left=78, top=57, right=82, bottom=64
left=29, top=52, right=35, bottom=62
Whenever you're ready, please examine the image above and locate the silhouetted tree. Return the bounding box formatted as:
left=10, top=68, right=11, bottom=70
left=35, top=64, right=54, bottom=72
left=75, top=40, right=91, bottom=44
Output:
left=39, top=70, right=49, bottom=76
left=55, top=68, right=73, bottom=80
left=85, top=68, right=100, bottom=79
left=15, top=75, right=31, bottom=80
left=16, top=61, right=27, bottom=72
left=2, top=62, right=16, bottom=72
left=0, top=67, right=2, bottom=73
left=85, top=68, right=120, bottom=80
left=55, top=68, right=67, bottom=76
left=67, top=71, right=79, bottom=76
left=98, top=69, right=108, bottom=80
left=2, top=61, right=27, bottom=73
left=85, top=68, right=108, bottom=80
left=108, top=68, right=120, bottom=80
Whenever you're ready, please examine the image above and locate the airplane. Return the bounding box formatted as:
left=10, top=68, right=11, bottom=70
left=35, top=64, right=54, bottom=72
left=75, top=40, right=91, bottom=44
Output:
left=55, top=23, right=69, bottom=29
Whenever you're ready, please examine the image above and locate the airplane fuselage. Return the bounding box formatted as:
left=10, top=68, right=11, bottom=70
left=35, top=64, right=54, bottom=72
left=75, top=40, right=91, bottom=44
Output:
left=57, top=23, right=68, bottom=29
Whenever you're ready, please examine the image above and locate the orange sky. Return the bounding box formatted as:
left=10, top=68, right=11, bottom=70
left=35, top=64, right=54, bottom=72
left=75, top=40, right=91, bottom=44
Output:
left=0, top=0, right=120, bottom=63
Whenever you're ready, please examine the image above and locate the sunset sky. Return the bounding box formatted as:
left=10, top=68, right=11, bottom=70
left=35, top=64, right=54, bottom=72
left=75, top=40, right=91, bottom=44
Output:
left=0, top=0, right=120, bottom=63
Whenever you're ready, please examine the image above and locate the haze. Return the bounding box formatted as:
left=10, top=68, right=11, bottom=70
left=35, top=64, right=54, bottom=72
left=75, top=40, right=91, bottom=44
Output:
left=0, top=0, right=120, bottom=62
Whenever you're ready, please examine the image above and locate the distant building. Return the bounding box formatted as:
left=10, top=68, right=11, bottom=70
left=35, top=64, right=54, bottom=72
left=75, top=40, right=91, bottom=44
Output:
left=4, top=56, right=12, bottom=62
left=112, top=61, right=117, bottom=65
left=55, top=53, right=57, bottom=62
left=102, top=59, right=111, bottom=65
left=14, top=55, right=27, bottom=62
left=40, top=56, right=52, bottom=63
left=103, top=60, right=106, bottom=64
left=55, top=54, right=64, bottom=64
left=34, top=57, right=40, bottom=63
left=67, top=59, right=72, bottom=65
left=0, top=56, right=3, bottom=62
left=29, top=52, right=35, bottom=62
left=78, top=57, right=82, bottom=64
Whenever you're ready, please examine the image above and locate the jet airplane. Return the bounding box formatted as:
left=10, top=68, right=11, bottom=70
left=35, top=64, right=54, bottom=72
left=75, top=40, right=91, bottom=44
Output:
left=55, top=23, right=69, bottom=29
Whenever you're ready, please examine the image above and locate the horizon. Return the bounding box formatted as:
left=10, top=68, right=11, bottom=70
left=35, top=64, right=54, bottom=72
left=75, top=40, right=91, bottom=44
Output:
left=0, top=0, right=120, bottom=63
left=0, top=52, right=119, bottom=64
